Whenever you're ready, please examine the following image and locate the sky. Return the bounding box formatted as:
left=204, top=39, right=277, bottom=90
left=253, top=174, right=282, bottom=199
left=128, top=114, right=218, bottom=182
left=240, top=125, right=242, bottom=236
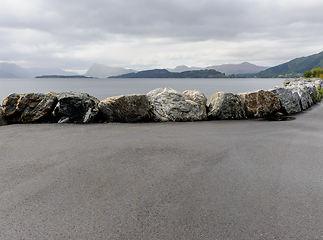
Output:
left=1, top=0, right=323, bottom=74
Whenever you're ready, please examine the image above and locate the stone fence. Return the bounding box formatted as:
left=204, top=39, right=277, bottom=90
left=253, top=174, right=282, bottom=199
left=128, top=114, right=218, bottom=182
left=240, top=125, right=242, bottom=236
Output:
left=0, top=78, right=322, bottom=125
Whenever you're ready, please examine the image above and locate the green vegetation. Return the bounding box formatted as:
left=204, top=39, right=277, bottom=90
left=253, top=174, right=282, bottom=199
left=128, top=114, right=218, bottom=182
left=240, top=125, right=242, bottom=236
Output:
left=304, top=67, right=323, bottom=78
left=314, top=83, right=323, bottom=102
left=252, top=51, right=323, bottom=78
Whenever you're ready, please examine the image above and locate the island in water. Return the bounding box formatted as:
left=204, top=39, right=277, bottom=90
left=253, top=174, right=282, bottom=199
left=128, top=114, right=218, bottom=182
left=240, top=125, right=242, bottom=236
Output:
left=35, top=75, right=95, bottom=78
left=108, top=69, right=246, bottom=78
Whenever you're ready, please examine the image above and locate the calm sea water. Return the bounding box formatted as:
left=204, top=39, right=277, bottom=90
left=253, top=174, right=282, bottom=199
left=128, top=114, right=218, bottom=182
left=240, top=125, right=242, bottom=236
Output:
left=0, top=78, right=285, bottom=103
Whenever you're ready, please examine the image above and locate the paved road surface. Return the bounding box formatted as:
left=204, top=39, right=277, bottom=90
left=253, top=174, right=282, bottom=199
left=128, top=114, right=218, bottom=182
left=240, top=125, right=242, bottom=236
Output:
left=1, top=103, right=323, bottom=239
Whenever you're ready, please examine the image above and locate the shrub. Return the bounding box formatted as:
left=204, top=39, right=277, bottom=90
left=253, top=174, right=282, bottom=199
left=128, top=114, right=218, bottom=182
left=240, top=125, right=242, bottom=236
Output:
left=304, top=71, right=312, bottom=78
left=314, top=84, right=323, bottom=102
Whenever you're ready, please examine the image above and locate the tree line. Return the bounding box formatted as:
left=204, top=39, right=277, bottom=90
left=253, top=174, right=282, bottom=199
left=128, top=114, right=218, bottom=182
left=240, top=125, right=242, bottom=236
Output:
left=304, top=67, right=323, bottom=78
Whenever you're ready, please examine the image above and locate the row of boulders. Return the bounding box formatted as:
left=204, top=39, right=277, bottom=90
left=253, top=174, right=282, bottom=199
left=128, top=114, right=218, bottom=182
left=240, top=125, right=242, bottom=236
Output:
left=0, top=78, right=322, bottom=125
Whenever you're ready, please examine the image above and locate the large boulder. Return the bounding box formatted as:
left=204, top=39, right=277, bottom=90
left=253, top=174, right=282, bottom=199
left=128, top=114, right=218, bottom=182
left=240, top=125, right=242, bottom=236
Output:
left=0, top=106, right=7, bottom=126
left=17, top=93, right=57, bottom=123
left=240, top=90, right=280, bottom=118
left=287, top=85, right=313, bottom=110
left=98, top=94, right=150, bottom=122
left=269, top=87, right=301, bottom=114
left=147, top=87, right=207, bottom=122
left=2, top=93, right=25, bottom=123
left=2, top=92, right=58, bottom=123
left=54, top=91, right=100, bottom=123
left=284, top=78, right=322, bottom=87
left=303, top=81, right=323, bottom=104
left=182, top=90, right=208, bottom=120
left=283, top=78, right=323, bottom=103
left=207, top=92, right=246, bottom=120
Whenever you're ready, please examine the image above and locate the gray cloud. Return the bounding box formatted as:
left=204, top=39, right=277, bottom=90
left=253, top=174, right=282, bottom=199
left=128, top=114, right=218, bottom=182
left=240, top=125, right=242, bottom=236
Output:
left=1, top=0, right=323, bottom=72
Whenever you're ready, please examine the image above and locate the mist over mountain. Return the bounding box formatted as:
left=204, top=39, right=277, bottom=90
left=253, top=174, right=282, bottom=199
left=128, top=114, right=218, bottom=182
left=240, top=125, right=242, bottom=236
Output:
left=167, top=65, right=203, bottom=72
left=0, top=62, right=78, bottom=78
left=85, top=63, right=136, bottom=78
left=27, top=68, right=78, bottom=77
left=3, top=50, right=323, bottom=79
left=0, top=62, right=34, bottom=78
left=0, top=68, right=18, bottom=78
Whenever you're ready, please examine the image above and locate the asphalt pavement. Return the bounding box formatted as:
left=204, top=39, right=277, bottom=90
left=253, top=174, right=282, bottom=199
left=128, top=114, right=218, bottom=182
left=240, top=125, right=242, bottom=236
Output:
left=0, top=103, right=323, bottom=239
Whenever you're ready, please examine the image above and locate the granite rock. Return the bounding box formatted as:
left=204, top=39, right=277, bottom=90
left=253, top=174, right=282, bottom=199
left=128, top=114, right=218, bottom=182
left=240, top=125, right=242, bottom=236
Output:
left=287, top=85, right=313, bottom=110
left=0, top=106, right=7, bottom=126
left=2, top=93, right=25, bottom=123
left=182, top=90, right=208, bottom=120
left=240, top=90, right=280, bottom=118
left=17, top=92, right=57, bottom=123
left=54, top=91, right=100, bottom=123
left=147, top=87, right=207, bottom=122
left=99, top=94, right=150, bottom=122
left=269, top=87, right=301, bottom=114
left=2, top=92, right=58, bottom=123
left=207, top=92, right=246, bottom=120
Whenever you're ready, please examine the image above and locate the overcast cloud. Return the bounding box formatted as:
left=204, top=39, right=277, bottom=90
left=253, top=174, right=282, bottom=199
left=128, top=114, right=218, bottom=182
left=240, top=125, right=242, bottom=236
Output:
left=1, top=0, right=323, bottom=73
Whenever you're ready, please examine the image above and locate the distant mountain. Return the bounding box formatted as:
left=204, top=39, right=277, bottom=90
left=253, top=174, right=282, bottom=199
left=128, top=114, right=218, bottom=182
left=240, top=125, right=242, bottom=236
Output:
left=255, top=51, right=323, bottom=78
left=0, top=68, right=18, bottom=78
left=167, top=62, right=268, bottom=75
left=0, top=62, right=34, bottom=78
left=0, top=62, right=78, bottom=78
left=168, top=65, right=203, bottom=72
left=109, top=69, right=226, bottom=78
left=28, top=67, right=78, bottom=77
left=206, top=62, right=268, bottom=75
left=85, top=63, right=136, bottom=78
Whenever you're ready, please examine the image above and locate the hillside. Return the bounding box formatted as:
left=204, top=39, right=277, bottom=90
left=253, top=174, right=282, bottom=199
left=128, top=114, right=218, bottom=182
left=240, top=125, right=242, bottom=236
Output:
left=85, top=63, right=136, bottom=78
left=206, top=62, right=268, bottom=75
left=168, top=62, right=268, bottom=75
left=0, top=69, right=18, bottom=78
left=255, top=51, right=323, bottom=77
left=0, top=62, right=34, bottom=78
left=109, top=69, right=226, bottom=78
left=0, top=62, right=78, bottom=78
left=168, top=65, right=203, bottom=72
left=28, top=68, right=78, bottom=76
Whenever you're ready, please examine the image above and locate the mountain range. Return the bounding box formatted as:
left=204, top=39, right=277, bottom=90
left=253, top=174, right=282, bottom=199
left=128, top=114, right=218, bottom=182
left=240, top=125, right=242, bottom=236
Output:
left=0, top=62, right=78, bottom=78
left=85, top=62, right=268, bottom=78
left=85, top=63, right=136, bottom=78
left=254, top=51, right=323, bottom=78
left=168, top=62, right=268, bottom=75
left=109, top=69, right=226, bottom=78
left=2, top=50, right=323, bottom=78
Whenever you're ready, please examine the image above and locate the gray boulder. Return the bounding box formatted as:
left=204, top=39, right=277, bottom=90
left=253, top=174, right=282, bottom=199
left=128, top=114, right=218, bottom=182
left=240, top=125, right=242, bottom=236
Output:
left=54, top=91, right=100, bottom=123
left=182, top=90, right=208, bottom=120
left=0, top=106, right=7, bottom=126
left=207, top=92, right=246, bottom=120
left=284, top=78, right=322, bottom=87
left=240, top=90, right=280, bottom=118
left=305, top=82, right=320, bottom=103
left=2, top=93, right=25, bottom=123
left=99, top=94, right=150, bottom=122
left=269, top=87, right=301, bottom=114
left=17, top=92, right=57, bottom=123
left=287, top=85, right=313, bottom=110
left=147, top=87, right=207, bottom=122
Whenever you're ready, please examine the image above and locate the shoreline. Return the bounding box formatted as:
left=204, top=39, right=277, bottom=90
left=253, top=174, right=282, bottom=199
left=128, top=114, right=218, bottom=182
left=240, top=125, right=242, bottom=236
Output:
left=1, top=78, right=322, bottom=125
